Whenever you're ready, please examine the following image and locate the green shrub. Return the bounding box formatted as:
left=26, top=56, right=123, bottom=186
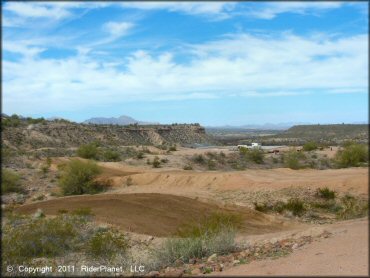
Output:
left=76, top=143, right=99, bottom=159
left=87, top=229, right=128, bottom=260
left=2, top=212, right=127, bottom=267
left=183, top=165, right=193, bottom=170
left=176, top=212, right=243, bottom=238
left=303, top=141, right=318, bottom=152
left=169, top=145, right=177, bottom=152
left=160, top=158, right=169, bottom=163
left=207, top=159, right=217, bottom=170
left=247, top=149, right=264, bottom=164
left=335, top=143, right=368, bottom=168
left=316, top=187, right=336, bottom=200
left=58, top=159, right=109, bottom=195
left=284, top=198, right=305, bottom=216
left=254, top=201, right=285, bottom=214
left=2, top=169, right=23, bottom=193
left=2, top=215, right=78, bottom=264
left=136, top=152, right=145, bottom=159
left=337, top=194, right=368, bottom=220
left=193, top=154, right=206, bottom=164
left=153, top=212, right=239, bottom=267
left=284, top=150, right=304, bottom=170
left=102, top=149, right=121, bottom=161
left=152, top=156, right=161, bottom=168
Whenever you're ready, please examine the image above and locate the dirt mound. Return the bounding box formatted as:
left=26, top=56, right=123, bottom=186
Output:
left=113, top=167, right=368, bottom=196
left=16, top=193, right=291, bottom=237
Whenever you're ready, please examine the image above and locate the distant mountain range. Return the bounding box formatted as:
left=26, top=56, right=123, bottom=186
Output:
left=83, top=115, right=158, bottom=125
left=206, top=122, right=309, bottom=130
left=207, top=121, right=368, bottom=130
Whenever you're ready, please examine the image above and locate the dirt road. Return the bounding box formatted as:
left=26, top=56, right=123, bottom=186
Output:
left=216, top=217, right=369, bottom=276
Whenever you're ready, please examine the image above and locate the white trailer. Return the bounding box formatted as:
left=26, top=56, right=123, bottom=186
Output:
left=237, top=143, right=262, bottom=150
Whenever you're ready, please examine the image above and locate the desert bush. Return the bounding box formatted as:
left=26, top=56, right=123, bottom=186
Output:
left=169, top=145, right=177, bottom=151
left=335, top=143, right=368, bottom=168
left=126, top=176, right=133, bottom=186
left=58, top=159, right=109, bottom=195
left=183, top=165, right=193, bottom=170
left=136, top=151, right=145, bottom=159
left=207, top=159, right=217, bottom=170
left=102, top=149, right=121, bottom=161
left=192, top=154, right=206, bottom=164
left=303, top=141, right=318, bottom=151
left=2, top=215, right=79, bottom=264
left=337, top=194, right=368, bottom=220
left=153, top=212, right=240, bottom=267
left=2, top=169, right=23, bottom=193
left=160, top=158, right=169, bottom=163
left=246, top=149, right=264, bottom=164
left=2, top=212, right=127, bottom=268
left=316, top=187, right=336, bottom=200
left=76, top=142, right=99, bottom=159
left=254, top=201, right=285, bottom=214
left=1, top=114, right=21, bottom=128
left=284, top=198, right=305, bottom=216
left=177, top=212, right=243, bottom=238
left=283, top=150, right=305, bottom=170
left=152, top=156, right=161, bottom=168
left=87, top=229, right=128, bottom=260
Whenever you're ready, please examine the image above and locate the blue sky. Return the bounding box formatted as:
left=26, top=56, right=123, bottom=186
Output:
left=2, top=2, right=368, bottom=125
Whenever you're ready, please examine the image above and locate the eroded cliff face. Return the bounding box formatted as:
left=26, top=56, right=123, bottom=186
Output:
left=2, top=122, right=214, bottom=150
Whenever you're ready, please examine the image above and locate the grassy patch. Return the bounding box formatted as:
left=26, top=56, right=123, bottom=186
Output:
left=316, top=187, right=336, bottom=200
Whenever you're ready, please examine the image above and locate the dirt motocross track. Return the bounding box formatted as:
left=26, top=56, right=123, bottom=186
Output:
left=16, top=193, right=295, bottom=237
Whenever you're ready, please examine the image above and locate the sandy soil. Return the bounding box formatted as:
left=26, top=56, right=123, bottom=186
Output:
left=16, top=193, right=295, bottom=237
left=216, top=217, right=369, bottom=276
left=108, top=167, right=368, bottom=198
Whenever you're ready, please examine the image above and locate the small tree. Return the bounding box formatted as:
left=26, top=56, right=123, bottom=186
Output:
left=303, top=141, right=318, bottom=152
left=2, top=169, right=23, bottom=193
left=76, top=143, right=99, bottom=159
left=58, top=159, right=108, bottom=195
left=335, top=143, right=368, bottom=168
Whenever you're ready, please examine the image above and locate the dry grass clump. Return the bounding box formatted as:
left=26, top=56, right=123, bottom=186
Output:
left=151, top=212, right=242, bottom=267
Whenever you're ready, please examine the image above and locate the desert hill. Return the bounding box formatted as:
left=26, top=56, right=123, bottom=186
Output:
left=2, top=118, right=214, bottom=150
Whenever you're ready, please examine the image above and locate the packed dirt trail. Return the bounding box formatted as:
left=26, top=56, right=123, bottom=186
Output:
left=214, top=217, right=369, bottom=276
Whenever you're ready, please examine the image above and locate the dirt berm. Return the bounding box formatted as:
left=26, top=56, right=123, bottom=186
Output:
left=16, top=193, right=294, bottom=237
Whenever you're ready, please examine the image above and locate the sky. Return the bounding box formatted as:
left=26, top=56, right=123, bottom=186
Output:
left=2, top=1, right=369, bottom=125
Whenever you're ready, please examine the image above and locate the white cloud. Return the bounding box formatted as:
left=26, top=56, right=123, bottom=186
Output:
left=103, top=21, right=134, bottom=38
left=119, top=2, right=236, bottom=17
left=4, top=2, right=72, bottom=19
left=246, top=2, right=344, bottom=19
left=3, top=32, right=368, bottom=115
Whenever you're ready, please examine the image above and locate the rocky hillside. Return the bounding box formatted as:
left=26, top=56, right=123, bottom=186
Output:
left=2, top=120, right=214, bottom=150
